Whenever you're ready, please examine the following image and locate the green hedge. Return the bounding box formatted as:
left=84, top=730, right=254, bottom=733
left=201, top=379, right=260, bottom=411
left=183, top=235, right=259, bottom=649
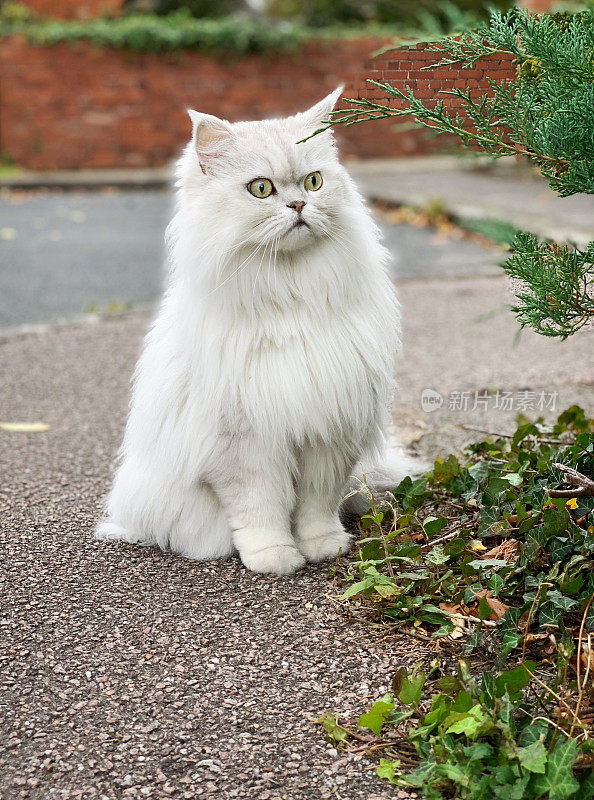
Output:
left=265, top=0, right=512, bottom=28
left=0, top=10, right=308, bottom=54
left=0, top=3, right=472, bottom=55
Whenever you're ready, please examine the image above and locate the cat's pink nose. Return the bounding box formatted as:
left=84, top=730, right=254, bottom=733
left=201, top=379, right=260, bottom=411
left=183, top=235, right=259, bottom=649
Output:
left=287, top=201, right=306, bottom=214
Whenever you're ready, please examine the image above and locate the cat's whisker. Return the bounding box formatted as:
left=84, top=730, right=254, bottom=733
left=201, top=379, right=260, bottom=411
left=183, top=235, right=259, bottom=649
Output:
left=266, top=235, right=274, bottom=296
left=266, top=235, right=279, bottom=298
left=203, top=238, right=268, bottom=299
left=251, top=238, right=273, bottom=313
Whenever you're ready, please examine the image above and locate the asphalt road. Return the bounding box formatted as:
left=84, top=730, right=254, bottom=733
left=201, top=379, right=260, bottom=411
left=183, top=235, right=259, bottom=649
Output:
left=0, top=189, right=502, bottom=330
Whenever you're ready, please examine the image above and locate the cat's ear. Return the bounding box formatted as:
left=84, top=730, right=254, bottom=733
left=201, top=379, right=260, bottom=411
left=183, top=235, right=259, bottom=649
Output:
left=302, top=86, right=343, bottom=130
left=187, top=110, right=233, bottom=174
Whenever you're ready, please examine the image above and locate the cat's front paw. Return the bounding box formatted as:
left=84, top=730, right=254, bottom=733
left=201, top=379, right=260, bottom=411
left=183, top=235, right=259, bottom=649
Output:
left=297, top=522, right=352, bottom=563
left=239, top=544, right=306, bottom=575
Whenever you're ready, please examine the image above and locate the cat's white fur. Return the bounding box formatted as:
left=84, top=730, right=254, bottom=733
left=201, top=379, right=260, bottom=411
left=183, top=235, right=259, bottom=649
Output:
left=96, top=88, right=414, bottom=574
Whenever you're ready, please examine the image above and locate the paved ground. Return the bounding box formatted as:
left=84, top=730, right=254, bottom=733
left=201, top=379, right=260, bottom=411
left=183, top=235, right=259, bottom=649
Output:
left=347, top=157, right=594, bottom=248
left=1, top=272, right=593, bottom=800
left=0, top=188, right=502, bottom=330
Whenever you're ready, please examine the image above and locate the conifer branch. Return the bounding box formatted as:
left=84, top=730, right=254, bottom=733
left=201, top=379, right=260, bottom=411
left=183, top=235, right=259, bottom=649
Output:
left=320, top=7, right=594, bottom=338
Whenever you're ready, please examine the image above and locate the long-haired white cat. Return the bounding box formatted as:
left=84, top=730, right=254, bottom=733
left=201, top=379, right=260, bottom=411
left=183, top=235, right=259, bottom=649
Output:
left=96, top=88, right=415, bottom=575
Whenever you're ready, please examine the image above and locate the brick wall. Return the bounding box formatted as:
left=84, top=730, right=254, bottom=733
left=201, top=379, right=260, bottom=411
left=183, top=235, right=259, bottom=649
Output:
left=0, top=36, right=516, bottom=170
left=346, top=41, right=516, bottom=157
left=16, top=0, right=124, bottom=19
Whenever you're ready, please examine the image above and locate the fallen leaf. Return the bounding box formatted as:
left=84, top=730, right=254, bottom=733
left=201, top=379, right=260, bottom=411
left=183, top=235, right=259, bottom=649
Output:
left=439, top=602, right=462, bottom=614
left=473, top=589, right=510, bottom=621
left=482, top=539, right=520, bottom=562
left=449, top=618, right=466, bottom=639
left=0, top=227, right=17, bottom=240
left=0, top=421, right=50, bottom=433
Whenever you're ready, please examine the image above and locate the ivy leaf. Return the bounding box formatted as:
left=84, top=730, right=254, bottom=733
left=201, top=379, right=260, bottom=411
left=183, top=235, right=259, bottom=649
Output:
left=542, top=506, right=571, bottom=538
left=512, top=422, right=539, bottom=447
left=442, top=762, right=472, bottom=785
left=488, top=573, right=504, bottom=596
left=517, top=740, right=547, bottom=774
left=317, top=713, right=350, bottom=744
left=399, top=671, right=426, bottom=705
left=573, top=773, right=594, bottom=800
left=539, top=604, right=562, bottom=628
left=500, top=629, right=521, bottom=659
left=531, top=739, right=579, bottom=800
left=376, top=758, right=400, bottom=784
left=445, top=704, right=489, bottom=738
left=341, top=568, right=395, bottom=599
left=341, top=576, right=376, bottom=599
left=467, top=558, right=509, bottom=570
left=433, top=454, right=460, bottom=483
left=358, top=694, right=394, bottom=735
left=423, top=516, right=448, bottom=536
left=476, top=672, right=493, bottom=702
left=468, top=461, right=491, bottom=482
left=479, top=507, right=500, bottom=534
left=548, top=591, right=579, bottom=612
left=478, top=594, right=492, bottom=620
left=494, top=662, right=534, bottom=700
left=518, top=724, right=549, bottom=748
left=484, top=476, right=512, bottom=500
left=425, top=544, right=450, bottom=565
left=549, top=537, right=576, bottom=562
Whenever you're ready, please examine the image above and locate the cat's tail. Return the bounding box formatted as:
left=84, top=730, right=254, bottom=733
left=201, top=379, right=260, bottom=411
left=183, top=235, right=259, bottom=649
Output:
left=341, top=444, right=429, bottom=518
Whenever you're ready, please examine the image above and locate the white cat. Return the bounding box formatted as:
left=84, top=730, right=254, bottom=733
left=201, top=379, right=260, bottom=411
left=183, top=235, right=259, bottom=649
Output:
left=96, top=88, right=415, bottom=575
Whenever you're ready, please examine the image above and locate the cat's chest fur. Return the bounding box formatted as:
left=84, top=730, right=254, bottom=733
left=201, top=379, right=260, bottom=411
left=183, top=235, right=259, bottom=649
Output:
left=212, top=297, right=391, bottom=443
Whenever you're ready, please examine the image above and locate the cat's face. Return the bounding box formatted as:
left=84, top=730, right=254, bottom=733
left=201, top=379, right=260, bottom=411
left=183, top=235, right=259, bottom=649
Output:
left=187, top=89, right=349, bottom=254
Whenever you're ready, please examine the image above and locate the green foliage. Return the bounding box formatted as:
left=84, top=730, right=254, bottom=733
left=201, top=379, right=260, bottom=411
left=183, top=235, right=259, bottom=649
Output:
left=506, top=236, right=594, bottom=338
left=317, top=712, right=350, bottom=744
left=342, top=407, right=594, bottom=656
left=125, top=0, right=245, bottom=16
left=318, top=7, right=594, bottom=337
left=319, top=408, right=593, bottom=799
left=328, top=9, right=594, bottom=195
left=321, top=407, right=594, bottom=799
left=321, top=660, right=593, bottom=800
left=0, top=1, right=31, bottom=23
left=0, top=9, right=307, bottom=54
left=396, top=663, right=588, bottom=799
left=265, top=0, right=511, bottom=30
left=458, top=216, right=521, bottom=246
left=0, top=1, right=507, bottom=53
left=358, top=693, right=395, bottom=734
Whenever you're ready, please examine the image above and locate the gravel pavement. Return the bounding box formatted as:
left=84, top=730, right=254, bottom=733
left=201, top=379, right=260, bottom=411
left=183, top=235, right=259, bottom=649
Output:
left=2, top=271, right=593, bottom=799
left=1, top=314, right=420, bottom=800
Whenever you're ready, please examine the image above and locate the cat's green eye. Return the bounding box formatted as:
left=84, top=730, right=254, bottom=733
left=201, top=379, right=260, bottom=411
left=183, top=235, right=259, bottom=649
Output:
left=247, top=178, right=274, bottom=199
left=304, top=171, right=323, bottom=192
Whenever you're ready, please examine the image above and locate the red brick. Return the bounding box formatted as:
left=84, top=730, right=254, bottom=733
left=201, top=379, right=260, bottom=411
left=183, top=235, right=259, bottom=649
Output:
left=0, top=36, right=516, bottom=169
